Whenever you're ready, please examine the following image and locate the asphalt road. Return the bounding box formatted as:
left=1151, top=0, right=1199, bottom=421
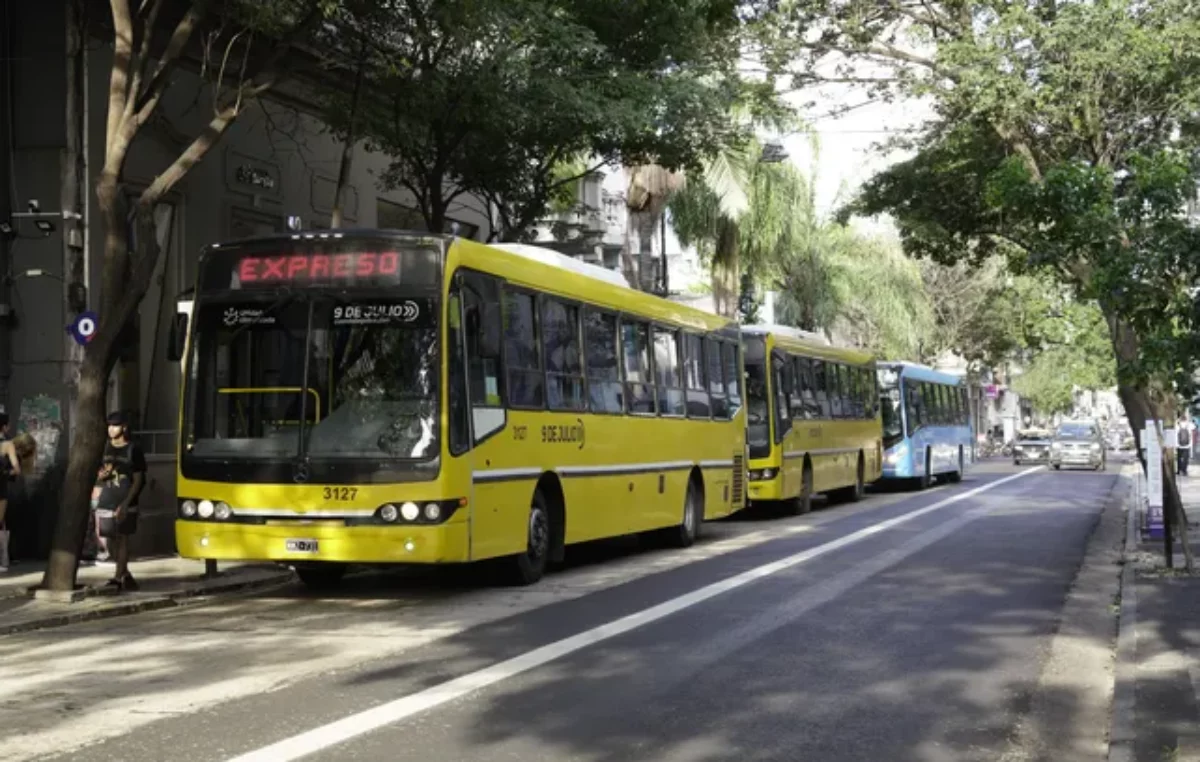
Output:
left=21, top=461, right=1120, bottom=762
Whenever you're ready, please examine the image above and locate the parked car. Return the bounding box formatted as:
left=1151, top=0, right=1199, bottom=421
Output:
left=1050, top=420, right=1107, bottom=471
left=1013, top=429, right=1052, bottom=465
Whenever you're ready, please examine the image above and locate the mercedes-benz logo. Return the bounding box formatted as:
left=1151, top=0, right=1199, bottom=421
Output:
left=292, top=461, right=311, bottom=484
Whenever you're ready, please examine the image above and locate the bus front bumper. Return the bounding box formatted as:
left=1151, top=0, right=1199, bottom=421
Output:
left=175, top=520, right=470, bottom=564
left=747, top=470, right=785, bottom=501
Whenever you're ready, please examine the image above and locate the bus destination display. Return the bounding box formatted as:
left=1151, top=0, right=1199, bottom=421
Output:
left=237, top=252, right=402, bottom=286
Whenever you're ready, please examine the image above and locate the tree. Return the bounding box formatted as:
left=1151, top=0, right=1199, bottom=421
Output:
left=341, top=0, right=752, bottom=240
left=43, top=0, right=336, bottom=592
left=778, top=0, right=1200, bottom=565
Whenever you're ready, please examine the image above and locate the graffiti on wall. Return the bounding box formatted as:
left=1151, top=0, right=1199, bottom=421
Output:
left=18, top=394, right=63, bottom=473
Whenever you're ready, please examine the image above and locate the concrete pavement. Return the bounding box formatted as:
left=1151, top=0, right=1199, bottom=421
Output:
left=0, top=557, right=294, bottom=635
left=1, top=462, right=1124, bottom=762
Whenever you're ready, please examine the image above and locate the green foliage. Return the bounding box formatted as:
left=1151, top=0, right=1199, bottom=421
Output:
left=321, top=0, right=760, bottom=238
left=797, top=0, right=1200, bottom=420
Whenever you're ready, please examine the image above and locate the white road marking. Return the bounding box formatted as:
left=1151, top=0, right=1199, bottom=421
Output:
left=226, top=467, right=1043, bottom=762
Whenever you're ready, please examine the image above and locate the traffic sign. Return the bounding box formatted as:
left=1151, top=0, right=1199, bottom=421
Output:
left=68, top=310, right=98, bottom=346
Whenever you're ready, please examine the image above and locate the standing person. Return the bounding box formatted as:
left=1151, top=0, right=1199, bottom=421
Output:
left=0, top=414, right=21, bottom=572
left=1179, top=416, right=1194, bottom=477
left=93, top=412, right=146, bottom=591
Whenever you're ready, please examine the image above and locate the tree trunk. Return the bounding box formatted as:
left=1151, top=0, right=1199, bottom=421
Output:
left=710, top=218, right=739, bottom=318
left=42, top=354, right=110, bottom=590
left=330, top=47, right=365, bottom=229
left=620, top=211, right=640, bottom=289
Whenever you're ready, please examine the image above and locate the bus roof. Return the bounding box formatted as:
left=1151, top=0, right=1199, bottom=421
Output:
left=454, top=238, right=737, bottom=333
left=878, top=360, right=965, bottom=385
left=489, top=243, right=632, bottom=290
left=741, top=324, right=831, bottom=345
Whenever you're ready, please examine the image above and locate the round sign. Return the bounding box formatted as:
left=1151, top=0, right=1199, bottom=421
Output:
left=69, top=311, right=99, bottom=346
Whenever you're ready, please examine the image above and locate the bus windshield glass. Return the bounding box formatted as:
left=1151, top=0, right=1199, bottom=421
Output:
left=878, top=367, right=904, bottom=447
left=743, top=337, right=770, bottom=457
left=185, top=295, right=439, bottom=461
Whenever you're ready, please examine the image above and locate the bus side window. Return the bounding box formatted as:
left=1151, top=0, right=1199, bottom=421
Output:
left=653, top=327, right=685, bottom=416
left=461, top=272, right=505, bottom=442
left=682, top=334, right=710, bottom=419
left=622, top=320, right=656, bottom=414
left=789, top=357, right=806, bottom=420
left=721, top=342, right=742, bottom=414
left=829, top=364, right=844, bottom=418
left=705, top=337, right=728, bottom=420
left=542, top=298, right=586, bottom=412
left=907, top=382, right=923, bottom=430
left=812, top=360, right=830, bottom=418
left=584, top=309, right=623, bottom=414
left=447, top=290, right=471, bottom=455
left=772, top=352, right=792, bottom=441
left=503, top=289, right=544, bottom=409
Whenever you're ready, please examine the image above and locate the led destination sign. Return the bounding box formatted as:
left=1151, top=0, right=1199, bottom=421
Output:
left=200, top=241, right=441, bottom=291
left=237, top=252, right=400, bottom=285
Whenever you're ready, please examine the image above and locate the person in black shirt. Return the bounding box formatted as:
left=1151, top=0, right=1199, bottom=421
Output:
left=95, top=411, right=146, bottom=591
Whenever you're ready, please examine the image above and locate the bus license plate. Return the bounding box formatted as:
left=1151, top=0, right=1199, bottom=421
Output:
left=285, top=539, right=319, bottom=553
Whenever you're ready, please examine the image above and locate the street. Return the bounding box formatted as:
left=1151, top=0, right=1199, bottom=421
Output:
left=3, top=461, right=1121, bottom=762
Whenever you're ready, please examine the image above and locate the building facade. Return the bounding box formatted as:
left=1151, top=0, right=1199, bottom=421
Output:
left=0, top=3, right=490, bottom=557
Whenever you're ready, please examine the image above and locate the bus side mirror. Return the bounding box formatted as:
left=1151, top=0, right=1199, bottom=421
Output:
left=166, top=313, right=188, bottom=362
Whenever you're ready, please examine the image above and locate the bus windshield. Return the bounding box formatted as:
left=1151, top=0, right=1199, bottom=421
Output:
left=878, top=367, right=904, bottom=447
left=184, top=294, right=439, bottom=461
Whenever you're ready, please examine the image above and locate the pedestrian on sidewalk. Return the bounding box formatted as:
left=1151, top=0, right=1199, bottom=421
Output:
left=0, top=413, right=21, bottom=573
left=92, top=412, right=145, bottom=591
left=1177, top=416, right=1193, bottom=477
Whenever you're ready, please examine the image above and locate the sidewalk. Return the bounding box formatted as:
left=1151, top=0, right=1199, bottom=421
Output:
left=0, top=556, right=294, bottom=635
left=1116, top=470, right=1200, bottom=761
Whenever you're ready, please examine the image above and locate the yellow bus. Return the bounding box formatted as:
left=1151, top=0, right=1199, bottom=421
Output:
left=742, top=325, right=882, bottom=514
left=168, top=231, right=747, bottom=589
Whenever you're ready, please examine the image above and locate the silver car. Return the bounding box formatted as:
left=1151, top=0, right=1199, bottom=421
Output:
left=1050, top=421, right=1107, bottom=471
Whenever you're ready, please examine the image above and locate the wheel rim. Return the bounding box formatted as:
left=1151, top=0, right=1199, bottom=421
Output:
left=528, top=505, right=549, bottom=561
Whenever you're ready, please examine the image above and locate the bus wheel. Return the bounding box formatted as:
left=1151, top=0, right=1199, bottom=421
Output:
left=296, top=563, right=346, bottom=591
left=665, top=476, right=703, bottom=548
left=787, top=465, right=813, bottom=516
left=847, top=455, right=865, bottom=502
left=948, top=448, right=964, bottom=483
left=918, top=450, right=933, bottom=490
left=508, top=490, right=551, bottom=585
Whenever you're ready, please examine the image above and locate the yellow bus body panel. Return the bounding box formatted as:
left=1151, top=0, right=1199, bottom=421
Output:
left=177, top=235, right=747, bottom=566
left=746, top=331, right=882, bottom=503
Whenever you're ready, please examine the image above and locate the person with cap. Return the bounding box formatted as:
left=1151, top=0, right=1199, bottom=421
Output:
left=92, top=411, right=146, bottom=591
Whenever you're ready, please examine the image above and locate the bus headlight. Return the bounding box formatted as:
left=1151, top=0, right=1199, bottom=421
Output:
left=400, top=501, right=420, bottom=521
left=180, top=500, right=197, bottom=518
left=197, top=500, right=215, bottom=519
left=214, top=502, right=232, bottom=521
left=749, top=468, right=777, bottom=481
left=424, top=503, right=442, bottom=521
left=379, top=503, right=399, bottom=523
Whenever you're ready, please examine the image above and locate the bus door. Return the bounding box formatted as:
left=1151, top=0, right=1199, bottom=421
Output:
left=451, top=271, right=516, bottom=560
left=772, top=350, right=799, bottom=497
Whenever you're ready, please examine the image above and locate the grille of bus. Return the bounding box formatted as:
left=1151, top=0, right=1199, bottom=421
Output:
left=731, top=454, right=745, bottom=505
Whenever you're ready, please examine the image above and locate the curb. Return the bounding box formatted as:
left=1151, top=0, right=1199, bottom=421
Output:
left=0, top=568, right=295, bottom=636
left=1108, top=468, right=1138, bottom=762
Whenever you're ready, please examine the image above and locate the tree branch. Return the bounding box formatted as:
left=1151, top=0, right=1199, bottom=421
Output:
left=133, top=4, right=204, bottom=125
left=105, top=0, right=135, bottom=162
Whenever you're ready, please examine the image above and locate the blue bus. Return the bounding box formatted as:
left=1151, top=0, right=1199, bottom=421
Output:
left=877, top=362, right=973, bottom=488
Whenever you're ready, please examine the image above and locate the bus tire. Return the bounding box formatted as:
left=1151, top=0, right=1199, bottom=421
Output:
left=787, top=463, right=813, bottom=516
left=665, top=473, right=704, bottom=548
left=948, top=447, right=964, bottom=483
left=847, top=454, right=865, bottom=502
left=296, top=563, right=346, bottom=591
left=508, top=490, right=552, bottom=586
left=918, top=449, right=933, bottom=490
